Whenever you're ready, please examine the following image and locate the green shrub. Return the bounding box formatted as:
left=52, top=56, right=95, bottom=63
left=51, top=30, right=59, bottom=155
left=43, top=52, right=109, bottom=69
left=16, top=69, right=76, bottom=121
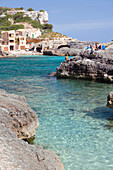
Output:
left=43, top=29, right=52, bottom=34
left=0, top=24, right=24, bottom=31
left=0, top=7, right=11, bottom=12
left=40, top=10, right=44, bottom=12
left=27, top=8, right=34, bottom=11
left=13, top=12, right=32, bottom=23
left=5, top=14, right=13, bottom=19
left=13, top=12, right=24, bottom=21
left=30, top=20, right=42, bottom=29
left=0, top=17, right=11, bottom=26
left=14, top=7, right=24, bottom=10
left=42, top=24, right=53, bottom=30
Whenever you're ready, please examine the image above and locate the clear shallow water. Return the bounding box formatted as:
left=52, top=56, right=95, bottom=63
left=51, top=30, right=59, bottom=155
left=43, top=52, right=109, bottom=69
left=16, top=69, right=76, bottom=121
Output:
left=0, top=55, right=113, bottom=170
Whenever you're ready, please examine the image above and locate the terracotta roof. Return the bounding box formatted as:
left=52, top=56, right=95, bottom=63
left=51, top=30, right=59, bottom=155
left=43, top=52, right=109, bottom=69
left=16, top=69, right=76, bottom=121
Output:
left=26, top=39, right=42, bottom=44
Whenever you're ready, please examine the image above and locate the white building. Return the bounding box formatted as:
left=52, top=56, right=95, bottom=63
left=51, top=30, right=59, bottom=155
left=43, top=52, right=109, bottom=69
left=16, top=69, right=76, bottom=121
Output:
left=17, top=29, right=41, bottom=39
left=27, top=29, right=41, bottom=38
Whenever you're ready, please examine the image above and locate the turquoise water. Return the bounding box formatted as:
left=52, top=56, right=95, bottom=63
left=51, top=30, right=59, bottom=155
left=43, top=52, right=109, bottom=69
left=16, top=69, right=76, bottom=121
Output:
left=0, top=56, right=113, bottom=170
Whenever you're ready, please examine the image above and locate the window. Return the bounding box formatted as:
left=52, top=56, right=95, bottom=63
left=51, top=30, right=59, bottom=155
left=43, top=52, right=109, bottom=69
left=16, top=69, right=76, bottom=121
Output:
left=10, top=40, right=14, bottom=43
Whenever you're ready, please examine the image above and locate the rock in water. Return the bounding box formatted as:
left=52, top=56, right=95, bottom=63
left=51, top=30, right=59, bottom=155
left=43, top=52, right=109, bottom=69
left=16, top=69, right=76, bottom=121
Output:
left=107, top=91, right=113, bottom=109
left=0, top=89, right=64, bottom=169
left=0, top=89, right=39, bottom=139
left=56, top=50, right=113, bottom=83
left=0, top=124, right=64, bottom=170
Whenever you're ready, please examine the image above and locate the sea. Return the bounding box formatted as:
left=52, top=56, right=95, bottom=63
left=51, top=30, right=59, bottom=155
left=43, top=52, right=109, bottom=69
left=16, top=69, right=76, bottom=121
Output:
left=0, top=55, right=113, bottom=170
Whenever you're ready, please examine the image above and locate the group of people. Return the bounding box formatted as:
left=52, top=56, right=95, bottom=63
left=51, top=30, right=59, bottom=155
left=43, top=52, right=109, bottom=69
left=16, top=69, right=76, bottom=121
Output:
left=87, top=43, right=105, bottom=51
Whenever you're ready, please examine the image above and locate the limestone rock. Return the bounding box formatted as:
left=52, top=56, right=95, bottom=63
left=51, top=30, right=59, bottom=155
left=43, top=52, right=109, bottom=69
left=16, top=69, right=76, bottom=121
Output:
left=0, top=90, right=64, bottom=169
left=56, top=50, right=113, bottom=83
left=43, top=40, right=100, bottom=56
left=0, top=124, right=64, bottom=170
left=0, top=89, right=39, bottom=139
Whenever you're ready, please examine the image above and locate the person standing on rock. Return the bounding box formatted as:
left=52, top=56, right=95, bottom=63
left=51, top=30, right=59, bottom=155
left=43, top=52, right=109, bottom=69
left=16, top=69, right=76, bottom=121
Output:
left=65, top=53, right=69, bottom=60
left=95, top=43, right=98, bottom=50
left=90, top=44, right=94, bottom=54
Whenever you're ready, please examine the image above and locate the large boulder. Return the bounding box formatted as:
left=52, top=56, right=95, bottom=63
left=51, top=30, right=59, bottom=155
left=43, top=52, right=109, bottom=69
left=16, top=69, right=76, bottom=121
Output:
left=0, top=124, right=64, bottom=170
left=0, top=89, right=39, bottom=139
left=56, top=50, right=113, bottom=83
left=0, top=89, right=64, bottom=169
left=107, top=91, right=113, bottom=109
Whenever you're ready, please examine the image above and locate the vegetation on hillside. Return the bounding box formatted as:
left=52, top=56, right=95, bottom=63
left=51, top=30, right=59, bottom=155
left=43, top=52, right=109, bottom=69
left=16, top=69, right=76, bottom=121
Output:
left=29, top=20, right=42, bottom=29
left=0, top=24, right=24, bottom=31
left=13, top=12, right=32, bottom=23
left=40, top=10, right=44, bottom=12
left=0, top=7, right=11, bottom=12
left=14, top=7, right=24, bottom=10
left=27, top=8, right=34, bottom=11
left=42, top=24, right=53, bottom=30
left=39, top=32, right=68, bottom=40
left=0, top=17, right=11, bottom=27
left=0, top=7, right=53, bottom=32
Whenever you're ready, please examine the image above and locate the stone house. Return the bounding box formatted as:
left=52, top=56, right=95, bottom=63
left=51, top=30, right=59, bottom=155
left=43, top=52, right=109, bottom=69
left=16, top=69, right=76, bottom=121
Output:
left=1, top=30, right=15, bottom=52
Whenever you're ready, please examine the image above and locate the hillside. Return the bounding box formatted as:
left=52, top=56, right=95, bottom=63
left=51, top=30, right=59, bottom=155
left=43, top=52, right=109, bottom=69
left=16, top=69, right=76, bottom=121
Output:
left=0, top=7, right=72, bottom=41
left=39, top=32, right=69, bottom=40
left=0, top=7, right=53, bottom=36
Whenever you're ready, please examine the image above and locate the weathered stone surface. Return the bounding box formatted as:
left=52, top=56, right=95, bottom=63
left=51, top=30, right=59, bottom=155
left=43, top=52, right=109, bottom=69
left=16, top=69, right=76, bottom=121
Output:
left=56, top=50, right=113, bottom=83
left=0, top=90, right=64, bottom=169
left=0, top=89, right=39, bottom=139
left=0, top=124, right=64, bottom=170
left=107, top=91, right=113, bottom=109
left=43, top=40, right=100, bottom=56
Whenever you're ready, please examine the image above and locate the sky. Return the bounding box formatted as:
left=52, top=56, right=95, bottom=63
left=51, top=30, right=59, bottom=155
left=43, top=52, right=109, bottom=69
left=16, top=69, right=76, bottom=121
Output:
left=0, top=0, right=113, bottom=42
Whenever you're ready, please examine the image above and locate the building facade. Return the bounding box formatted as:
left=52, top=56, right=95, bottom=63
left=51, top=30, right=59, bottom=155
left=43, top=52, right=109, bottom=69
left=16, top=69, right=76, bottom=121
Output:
left=1, top=30, right=16, bottom=52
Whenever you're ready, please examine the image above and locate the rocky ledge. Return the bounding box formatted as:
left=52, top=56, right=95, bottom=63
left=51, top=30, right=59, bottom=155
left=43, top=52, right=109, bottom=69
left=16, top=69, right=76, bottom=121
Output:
left=56, top=49, right=113, bottom=83
left=0, top=89, right=64, bottom=170
left=0, top=89, right=39, bottom=139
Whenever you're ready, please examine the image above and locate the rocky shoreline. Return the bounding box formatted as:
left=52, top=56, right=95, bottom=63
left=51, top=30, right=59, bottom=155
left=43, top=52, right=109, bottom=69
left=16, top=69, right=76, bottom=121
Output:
left=0, top=89, right=64, bottom=170
left=56, top=48, right=113, bottom=83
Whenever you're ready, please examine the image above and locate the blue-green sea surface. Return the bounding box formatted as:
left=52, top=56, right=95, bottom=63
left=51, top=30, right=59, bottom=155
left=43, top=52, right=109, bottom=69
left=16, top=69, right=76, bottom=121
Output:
left=0, top=55, right=113, bottom=170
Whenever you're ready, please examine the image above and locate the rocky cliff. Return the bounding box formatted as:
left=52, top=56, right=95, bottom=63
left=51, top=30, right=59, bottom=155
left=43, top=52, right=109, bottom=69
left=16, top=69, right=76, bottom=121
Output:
left=56, top=49, right=113, bottom=83
left=0, top=89, right=64, bottom=170
left=43, top=40, right=99, bottom=56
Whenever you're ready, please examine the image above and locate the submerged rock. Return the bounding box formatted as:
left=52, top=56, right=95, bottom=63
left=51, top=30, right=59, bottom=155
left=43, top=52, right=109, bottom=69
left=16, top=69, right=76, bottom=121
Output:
left=56, top=50, right=113, bottom=83
left=107, top=91, right=113, bottom=109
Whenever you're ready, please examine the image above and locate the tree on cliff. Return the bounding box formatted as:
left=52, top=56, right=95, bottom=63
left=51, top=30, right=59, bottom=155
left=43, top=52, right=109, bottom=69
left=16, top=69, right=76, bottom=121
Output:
left=40, top=10, right=44, bottom=12
left=42, top=24, right=53, bottom=30
left=27, top=8, right=34, bottom=11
